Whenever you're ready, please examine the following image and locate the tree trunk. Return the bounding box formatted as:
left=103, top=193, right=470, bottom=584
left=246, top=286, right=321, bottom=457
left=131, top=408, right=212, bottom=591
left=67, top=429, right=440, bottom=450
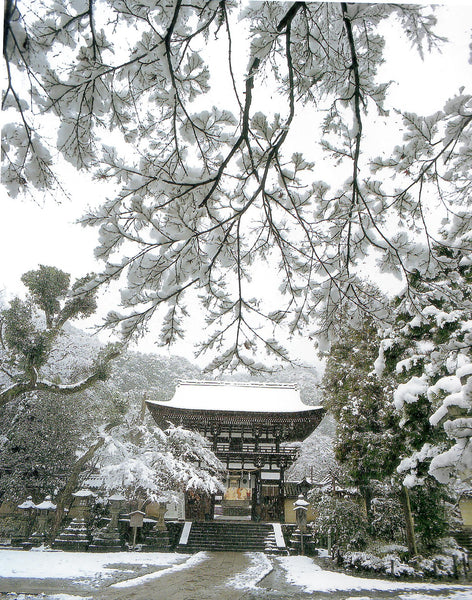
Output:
left=48, top=434, right=109, bottom=544
left=400, top=485, right=417, bottom=556
left=359, top=483, right=372, bottom=527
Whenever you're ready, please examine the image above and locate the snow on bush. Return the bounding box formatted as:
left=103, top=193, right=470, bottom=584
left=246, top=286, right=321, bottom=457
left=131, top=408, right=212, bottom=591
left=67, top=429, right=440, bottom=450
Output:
left=342, top=539, right=468, bottom=579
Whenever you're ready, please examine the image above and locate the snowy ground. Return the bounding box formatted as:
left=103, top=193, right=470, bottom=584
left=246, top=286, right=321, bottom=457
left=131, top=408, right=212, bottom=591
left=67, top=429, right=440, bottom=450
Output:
left=0, top=548, right=471, bottom=600
left=277, top=556, right=472, bottom=597
left=0, top=547, right=189, bottom=585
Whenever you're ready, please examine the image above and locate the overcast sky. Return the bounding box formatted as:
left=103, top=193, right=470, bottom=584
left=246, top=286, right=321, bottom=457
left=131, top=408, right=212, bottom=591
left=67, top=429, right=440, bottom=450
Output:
left=2, top=1, right=471, bottom=364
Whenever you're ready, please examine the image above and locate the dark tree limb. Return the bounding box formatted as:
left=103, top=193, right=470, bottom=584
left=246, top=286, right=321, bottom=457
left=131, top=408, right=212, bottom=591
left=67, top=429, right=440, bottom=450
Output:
left=0, top=346, right=121, bottom=408
left=48, top=424, right=114, bottom=544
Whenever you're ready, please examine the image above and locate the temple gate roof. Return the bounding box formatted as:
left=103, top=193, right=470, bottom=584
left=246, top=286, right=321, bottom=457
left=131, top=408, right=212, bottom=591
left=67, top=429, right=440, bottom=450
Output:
left=147, top=380, right=321, bottom=413
left=146, top=381, right=324, bottom=441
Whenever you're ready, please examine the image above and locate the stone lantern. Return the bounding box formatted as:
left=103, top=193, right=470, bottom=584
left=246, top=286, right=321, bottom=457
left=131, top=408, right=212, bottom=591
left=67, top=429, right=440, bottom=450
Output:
left=16, top=496, right=36, bottom=544
left=292, top=494, right=310, bottom=555
left=89, top=493, right=125, bottom=552
left=294, top=494, right=309, bottom=532
left=108, top=493, right=126, bottom=530
left=70, top=489, right=96, bottom=521
left=35, top=495, right=56, bottom=520
left=29, top=496, right=56, bottom=546
left=141, top=501, right=170, bottom=551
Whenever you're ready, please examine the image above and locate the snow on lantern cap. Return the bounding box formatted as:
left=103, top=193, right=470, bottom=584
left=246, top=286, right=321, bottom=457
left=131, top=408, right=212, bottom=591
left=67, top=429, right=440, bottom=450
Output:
left=35, top=495, right=56, bottom=510
left=108, top=493, right=127, bottom=501
left=72, top=489, right=96, bottom=498
left=18, top=496, right=36, bottom=509
left=293, top=494, right=310, bottom=510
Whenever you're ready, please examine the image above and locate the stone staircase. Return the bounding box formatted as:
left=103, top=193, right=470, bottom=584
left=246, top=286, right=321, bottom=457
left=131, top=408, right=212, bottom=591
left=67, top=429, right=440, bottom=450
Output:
left=453, top=528, right=472, bottom=553
left=176, top=521, right=287, bottom=554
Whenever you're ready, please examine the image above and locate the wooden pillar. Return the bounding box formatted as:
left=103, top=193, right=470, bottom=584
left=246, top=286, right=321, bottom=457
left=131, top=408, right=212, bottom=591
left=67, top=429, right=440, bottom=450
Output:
left=210, top=424, right=220, bottom=452
left=274, top=428, right=281, bottom=452
left=277, top=454, right=289, bottom=524
left=253, top=427, right=261, bottom=451
left=279, top=467, right=285, bottom=523
left=252, top=456, right=264, bottom=521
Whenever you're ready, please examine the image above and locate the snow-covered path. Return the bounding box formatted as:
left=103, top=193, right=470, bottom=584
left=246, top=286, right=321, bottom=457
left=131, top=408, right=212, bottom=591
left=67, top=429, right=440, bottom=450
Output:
left=0, top=549, right=471, bottom=600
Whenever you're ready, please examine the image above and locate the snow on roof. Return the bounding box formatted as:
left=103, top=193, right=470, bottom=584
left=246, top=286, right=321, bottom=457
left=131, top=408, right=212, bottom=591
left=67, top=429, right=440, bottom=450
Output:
left=72, top=489, right=96, bottom=498
left=148, top=380, right=321, bottom=414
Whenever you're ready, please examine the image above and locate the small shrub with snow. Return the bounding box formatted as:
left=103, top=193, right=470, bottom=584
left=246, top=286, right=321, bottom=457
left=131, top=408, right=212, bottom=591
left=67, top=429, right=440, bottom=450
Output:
left=342, top=538, right=467, bottom=579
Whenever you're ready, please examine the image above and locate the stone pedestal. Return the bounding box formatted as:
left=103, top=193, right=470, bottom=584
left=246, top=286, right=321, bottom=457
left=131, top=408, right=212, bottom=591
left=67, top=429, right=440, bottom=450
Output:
left=54, top=490, right=94, bottom=551
left=54, top=517, right=91, bottom=551
left=28, top=513, right=49, bottom=547
left=9, top=514, right=34, bottom=546
left=289, top=531, right=317, bottom=556
left=89, top=522, right=123, bottom=552
left=141, top=526, right=170, bottom=551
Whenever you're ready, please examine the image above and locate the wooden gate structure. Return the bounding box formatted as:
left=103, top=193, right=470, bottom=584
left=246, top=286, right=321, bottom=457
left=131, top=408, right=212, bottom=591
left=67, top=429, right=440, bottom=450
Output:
left=147, top=381, right=324, bottom=522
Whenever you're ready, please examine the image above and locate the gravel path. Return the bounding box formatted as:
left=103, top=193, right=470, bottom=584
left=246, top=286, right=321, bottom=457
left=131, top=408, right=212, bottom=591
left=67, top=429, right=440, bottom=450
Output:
left=96, top=551, right=254, bottom=600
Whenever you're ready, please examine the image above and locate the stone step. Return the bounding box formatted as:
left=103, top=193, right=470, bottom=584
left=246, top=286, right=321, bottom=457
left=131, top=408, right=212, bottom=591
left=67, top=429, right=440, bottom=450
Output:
left=177, top=521, right=286, bottom=554
left=453, top=528, right=472, bottom=552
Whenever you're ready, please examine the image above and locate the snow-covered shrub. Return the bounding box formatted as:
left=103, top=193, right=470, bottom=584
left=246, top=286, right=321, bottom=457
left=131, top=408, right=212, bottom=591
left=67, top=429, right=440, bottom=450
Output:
left=343, top=551, right=385, bottom=573
left=370, top=492, right=405, bottom=542
left=410, top=545, right=467, bottom=578
left=311, top=492, right=369, bottom=550
left=342, top=538, right=467, bottom=579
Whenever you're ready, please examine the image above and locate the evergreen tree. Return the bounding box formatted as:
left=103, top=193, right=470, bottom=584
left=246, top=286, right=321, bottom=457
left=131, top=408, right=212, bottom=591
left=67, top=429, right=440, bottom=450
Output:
left=322, top=316, right=400, bottom=523
left=322, top=312, right=454, bottom=552
left=310, top=487, right=369, bottom=551
left=377, top=247, right=472, bottom=486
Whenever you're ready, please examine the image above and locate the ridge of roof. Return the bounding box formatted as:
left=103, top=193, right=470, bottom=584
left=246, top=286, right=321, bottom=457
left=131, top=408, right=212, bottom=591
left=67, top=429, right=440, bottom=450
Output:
left=175, top=380, right=299, bottom=390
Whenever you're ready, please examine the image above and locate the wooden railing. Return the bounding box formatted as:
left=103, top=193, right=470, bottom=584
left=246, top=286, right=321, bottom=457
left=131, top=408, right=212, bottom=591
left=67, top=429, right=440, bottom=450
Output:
left=216, top=443, right=298, bottom=456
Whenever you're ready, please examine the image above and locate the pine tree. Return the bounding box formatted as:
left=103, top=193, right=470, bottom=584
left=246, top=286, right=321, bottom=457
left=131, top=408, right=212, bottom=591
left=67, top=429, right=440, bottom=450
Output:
left=3, top=1, right=470, bottom=370
left=0, top=265, right=120, bottom=407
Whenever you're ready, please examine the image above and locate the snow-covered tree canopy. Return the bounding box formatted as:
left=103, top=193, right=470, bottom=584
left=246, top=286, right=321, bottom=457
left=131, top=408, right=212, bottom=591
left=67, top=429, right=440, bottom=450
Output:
left=0, top=265, right=120, bottom=407
left=98, top=419, right=224, bottom=502
left=377, top=250, right=472, bottom=486
left=2, top=1, right=471, bottom=369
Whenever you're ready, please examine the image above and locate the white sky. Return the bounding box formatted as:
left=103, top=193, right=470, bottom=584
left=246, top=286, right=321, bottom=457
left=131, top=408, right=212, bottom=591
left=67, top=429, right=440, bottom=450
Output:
left=1, top=1, right=471, bottom=364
